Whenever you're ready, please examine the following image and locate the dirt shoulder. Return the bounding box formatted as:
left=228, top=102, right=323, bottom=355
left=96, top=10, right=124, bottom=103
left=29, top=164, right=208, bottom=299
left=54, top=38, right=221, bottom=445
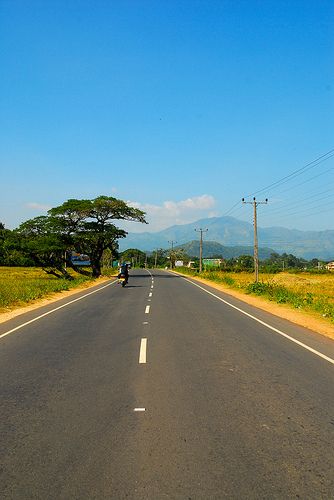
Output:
left=173, top=271, right=334, bottom=341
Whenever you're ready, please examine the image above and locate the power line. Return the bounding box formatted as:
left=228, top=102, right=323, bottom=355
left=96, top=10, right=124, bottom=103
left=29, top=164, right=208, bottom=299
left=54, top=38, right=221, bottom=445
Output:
left=244, top=149, right=334, bottom=199
left=221, top=148, right=334, bottom=220
left=262, top=192, right=333, bottom=217
left=266, top=201, right=334, bottom=219
left=267, top=166, right=334, bottom=198
left=222, top=200, right=243, bottom=217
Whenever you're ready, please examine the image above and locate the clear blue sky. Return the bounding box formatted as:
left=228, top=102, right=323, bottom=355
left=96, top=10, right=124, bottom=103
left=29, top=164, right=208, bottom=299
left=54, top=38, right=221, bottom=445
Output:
left=1, top=0, right=333, bottom=233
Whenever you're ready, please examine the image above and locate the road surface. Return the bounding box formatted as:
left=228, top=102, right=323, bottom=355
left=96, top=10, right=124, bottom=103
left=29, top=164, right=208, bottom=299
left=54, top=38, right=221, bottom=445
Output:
left=1, top=269, right=334, bottom=498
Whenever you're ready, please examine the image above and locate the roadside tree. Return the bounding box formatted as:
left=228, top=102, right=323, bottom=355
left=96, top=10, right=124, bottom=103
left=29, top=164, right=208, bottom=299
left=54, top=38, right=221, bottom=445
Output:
left=17, top=196, right=147, bottom=278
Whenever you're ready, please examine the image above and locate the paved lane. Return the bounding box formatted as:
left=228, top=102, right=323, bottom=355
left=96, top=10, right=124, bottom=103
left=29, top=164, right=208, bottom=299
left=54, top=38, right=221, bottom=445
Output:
left=1, top=269, right=334, bottom=498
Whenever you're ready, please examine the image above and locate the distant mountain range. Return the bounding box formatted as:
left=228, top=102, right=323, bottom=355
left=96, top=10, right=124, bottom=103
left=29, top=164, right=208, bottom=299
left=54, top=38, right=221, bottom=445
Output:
left=119, top=216, right=334, bottom=260
left=171, top=240, right=275, bottom=260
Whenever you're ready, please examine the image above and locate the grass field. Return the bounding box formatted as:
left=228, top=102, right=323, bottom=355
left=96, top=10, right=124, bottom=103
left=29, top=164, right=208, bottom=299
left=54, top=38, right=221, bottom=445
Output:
left=0, top=267, right=93, bottom=312
left=179, top=268, right=334, bottom=324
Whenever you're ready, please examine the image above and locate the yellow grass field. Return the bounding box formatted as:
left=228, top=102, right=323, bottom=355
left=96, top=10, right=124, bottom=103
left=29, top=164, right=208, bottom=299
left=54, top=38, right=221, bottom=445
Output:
left=228, top=272, right=334, bottom=305
left=0, top=267, right=92, bottom=312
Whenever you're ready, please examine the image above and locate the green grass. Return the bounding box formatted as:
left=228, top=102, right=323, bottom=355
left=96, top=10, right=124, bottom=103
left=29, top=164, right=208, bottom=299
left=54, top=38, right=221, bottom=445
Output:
left=0, top=267, right=93, bottom=310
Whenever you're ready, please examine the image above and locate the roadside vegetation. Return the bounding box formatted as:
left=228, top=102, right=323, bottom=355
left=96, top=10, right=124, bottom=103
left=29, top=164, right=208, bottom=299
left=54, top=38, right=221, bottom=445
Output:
left=0, top=196, right=146, bottom=279
left=0, top=267, right=95, bottom=312
left=177, top=267, right=334, bottom=324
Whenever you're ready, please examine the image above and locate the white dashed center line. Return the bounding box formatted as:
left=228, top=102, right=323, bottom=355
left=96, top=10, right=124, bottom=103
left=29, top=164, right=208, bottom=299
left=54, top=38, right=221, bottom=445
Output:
left=145, top=305, right=150, bottom=314
left=139, top=338, right=147, bottom=364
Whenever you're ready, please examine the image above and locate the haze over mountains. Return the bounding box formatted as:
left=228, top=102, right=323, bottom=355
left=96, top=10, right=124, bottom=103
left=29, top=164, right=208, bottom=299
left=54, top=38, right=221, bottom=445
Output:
left=120, top=216, right=334, bottom=260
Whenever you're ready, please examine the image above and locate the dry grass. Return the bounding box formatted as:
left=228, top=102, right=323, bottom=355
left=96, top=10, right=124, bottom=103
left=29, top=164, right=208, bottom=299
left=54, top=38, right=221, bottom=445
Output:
left=229, top=272, right=334, bottom=303
left=0, top=267, right=92, bottom=312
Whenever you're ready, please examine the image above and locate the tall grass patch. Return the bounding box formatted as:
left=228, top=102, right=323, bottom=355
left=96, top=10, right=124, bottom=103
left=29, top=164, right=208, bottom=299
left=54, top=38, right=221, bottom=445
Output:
left=0, top=267, right=92, bottom=310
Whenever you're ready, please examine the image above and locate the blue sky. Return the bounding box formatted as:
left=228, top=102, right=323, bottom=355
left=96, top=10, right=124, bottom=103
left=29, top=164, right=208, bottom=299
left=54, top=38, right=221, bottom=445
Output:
left=1, top=0, right=333, bottom=233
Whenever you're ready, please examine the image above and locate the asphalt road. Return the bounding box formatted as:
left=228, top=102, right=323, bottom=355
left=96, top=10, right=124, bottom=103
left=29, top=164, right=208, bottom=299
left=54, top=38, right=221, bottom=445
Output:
left=1, top=269, right=334, bottom=499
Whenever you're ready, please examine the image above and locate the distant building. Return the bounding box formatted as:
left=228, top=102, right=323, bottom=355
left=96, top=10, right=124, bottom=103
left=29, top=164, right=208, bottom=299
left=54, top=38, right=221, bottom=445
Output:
left=203, top=258, right=224, bottom=268
left=325, top=261, right=334, bottom=271
left=70, top=251, right=91, bottom=266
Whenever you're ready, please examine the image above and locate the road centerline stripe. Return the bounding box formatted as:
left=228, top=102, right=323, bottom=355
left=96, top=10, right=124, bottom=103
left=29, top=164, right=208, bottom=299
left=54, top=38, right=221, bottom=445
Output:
left=139, top=338, right=147, bottom=364
left=145, top=305, right=150, bottom=314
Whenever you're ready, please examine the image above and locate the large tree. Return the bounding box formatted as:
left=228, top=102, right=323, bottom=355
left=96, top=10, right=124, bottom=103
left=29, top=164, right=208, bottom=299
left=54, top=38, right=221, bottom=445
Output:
left=49, top=196, right=146, bottom=277
left=16, top=196, right=147, bottom=278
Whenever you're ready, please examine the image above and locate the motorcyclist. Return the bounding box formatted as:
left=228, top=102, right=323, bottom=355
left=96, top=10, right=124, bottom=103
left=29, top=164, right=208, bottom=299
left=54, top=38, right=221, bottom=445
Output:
left=118, top=262, right=129, bottom=284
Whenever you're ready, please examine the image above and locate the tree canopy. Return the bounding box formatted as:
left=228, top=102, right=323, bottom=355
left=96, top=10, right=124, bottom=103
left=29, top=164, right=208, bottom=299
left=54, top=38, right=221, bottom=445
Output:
left=15, top=196, right=147, bottom=278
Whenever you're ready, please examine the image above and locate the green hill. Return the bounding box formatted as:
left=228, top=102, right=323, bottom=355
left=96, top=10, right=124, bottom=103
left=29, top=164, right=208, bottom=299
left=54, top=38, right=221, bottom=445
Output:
left=175, top=240, right=275, bottom=260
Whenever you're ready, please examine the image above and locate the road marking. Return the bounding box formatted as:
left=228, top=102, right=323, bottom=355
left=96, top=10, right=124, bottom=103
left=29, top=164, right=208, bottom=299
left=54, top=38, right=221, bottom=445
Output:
left=143, top=321, right=149, bottom=325
left=134, top=408, right=146, bottom=412
left=151, top=285, right=154, bottom=289
left=145, top=305, right=150, bottom=314
left=0, top=280, right=118, bottom=341
left=149, top=292, right=152, bottom=297
left=139, top=338, right=147, bottom=363
left=182, top=277, right=334, bottom=366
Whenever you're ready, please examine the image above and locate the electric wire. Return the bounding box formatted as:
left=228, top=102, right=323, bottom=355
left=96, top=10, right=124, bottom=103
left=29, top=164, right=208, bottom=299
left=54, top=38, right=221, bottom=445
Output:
left=243, top=149, right=334, bottom=199
left=222, top=149, right=334, bottom=226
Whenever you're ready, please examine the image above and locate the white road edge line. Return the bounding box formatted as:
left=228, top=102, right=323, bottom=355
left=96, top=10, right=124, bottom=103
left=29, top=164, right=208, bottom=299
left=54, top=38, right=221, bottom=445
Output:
left=182, top=277, right=334, bottom=366
left=0, top=280, right=118, bottom=340
left=145, top=305, right=150, bottom=314
left=139, top=338, right=147, bottom=364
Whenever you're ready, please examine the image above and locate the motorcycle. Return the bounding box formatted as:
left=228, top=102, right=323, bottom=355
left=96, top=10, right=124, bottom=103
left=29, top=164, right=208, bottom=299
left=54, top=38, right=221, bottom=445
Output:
left=118, top=272, right=128, bottom=287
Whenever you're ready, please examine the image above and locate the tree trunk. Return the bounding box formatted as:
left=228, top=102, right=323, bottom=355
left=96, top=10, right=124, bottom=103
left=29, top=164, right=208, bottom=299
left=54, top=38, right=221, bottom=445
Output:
left=90, top=246, right=104, bottom=278
left=91, top=261, right=101, bottom=277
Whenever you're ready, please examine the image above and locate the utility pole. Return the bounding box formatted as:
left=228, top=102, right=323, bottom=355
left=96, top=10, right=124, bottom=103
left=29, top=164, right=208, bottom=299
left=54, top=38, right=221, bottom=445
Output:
left=242, top=197, right=268, bottom=283
left=168, top=240, right=177, bottom=269
left=195, top=228, right=208, bottom=272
